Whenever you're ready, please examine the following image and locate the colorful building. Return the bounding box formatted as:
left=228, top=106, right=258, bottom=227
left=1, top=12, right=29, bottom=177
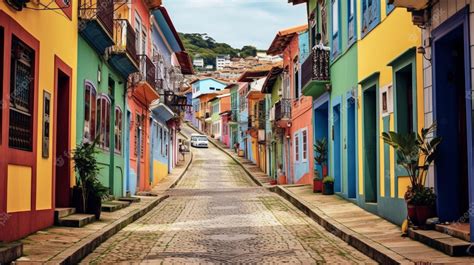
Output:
left=191, top=78, right=227, bottom=131
left=218, top=92, right=231, bottom=147
left=76, top=0, right=127, bottom=198
left=267, top=25, right=312, bottom=184
left=0, top=0, right=78, bottom=241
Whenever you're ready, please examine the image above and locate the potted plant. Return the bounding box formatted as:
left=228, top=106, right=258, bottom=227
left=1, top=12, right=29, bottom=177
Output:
left=322, top=176, right=334, bottom=195
left=382, top=123, right=441, bottom=227
left=313, top=138, right=328, bottom=193
left=73, top=139, right=109, bottom=219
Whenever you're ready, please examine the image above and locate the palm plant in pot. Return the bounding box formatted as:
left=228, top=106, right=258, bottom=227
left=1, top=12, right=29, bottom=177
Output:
left=382, top=123, right=441, bottom=228
left=72, top=139, right=109, bottom=219
left=313, top=138, right=328, bottom=193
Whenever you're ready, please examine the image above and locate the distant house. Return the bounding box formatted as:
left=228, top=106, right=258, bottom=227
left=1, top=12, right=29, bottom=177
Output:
left=216, top=54, right=231, bottom=70
left=193, top=57, right=204, bottom=68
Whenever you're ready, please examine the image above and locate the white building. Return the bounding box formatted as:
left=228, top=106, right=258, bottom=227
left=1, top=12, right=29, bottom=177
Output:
left=193, top=57, right=204, bottom=68
left=216, top=55, right=231, bottom=70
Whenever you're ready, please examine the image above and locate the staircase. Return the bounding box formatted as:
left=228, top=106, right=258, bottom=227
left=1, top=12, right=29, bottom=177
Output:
left=101, top=200, right=131, bottom=212
left=54, top=208, right=95, bottom=228
left=0, top=242, right=22, bottom=264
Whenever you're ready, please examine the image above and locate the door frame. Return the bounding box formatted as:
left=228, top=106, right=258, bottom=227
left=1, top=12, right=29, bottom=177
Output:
left=431, top=7, right=473, bottom=241
left=53, top=55, right=72, bottom=208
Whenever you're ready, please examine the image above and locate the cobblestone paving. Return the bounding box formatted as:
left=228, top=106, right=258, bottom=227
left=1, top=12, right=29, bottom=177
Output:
left=81, top=143, right=375, bottom=264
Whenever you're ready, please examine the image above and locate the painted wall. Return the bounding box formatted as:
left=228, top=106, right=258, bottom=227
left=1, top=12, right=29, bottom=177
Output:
left=192, top=78, right=227, bottom=98
left=356, top=2, right=423, bottom=224
left=0, top=2, right=78, bottom=241
left=76, top=36, right=126, bottom=198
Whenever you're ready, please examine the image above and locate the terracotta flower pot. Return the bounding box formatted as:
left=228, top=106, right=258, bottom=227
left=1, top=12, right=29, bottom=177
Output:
left=278, top=175, right=287, bottom=185
left=313, top=179, right=322, bottom=193
left=270, top=179, right=278, bottom=185
left=407, top=204, right=417, bottom=225
left=416, top=205, right=436, bottom=227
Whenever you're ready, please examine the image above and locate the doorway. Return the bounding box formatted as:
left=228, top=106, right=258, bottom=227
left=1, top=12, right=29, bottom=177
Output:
left=347, top=97, right=356, bottom=198
left=54, top=68, right=71, bottom=208
left=333, top=104, right=341, bottom=193
left=433, top=10, right=471, bottom=226
left=314, top=100, right=329, bottom=178
left=363, top=86, right=377, bottom=203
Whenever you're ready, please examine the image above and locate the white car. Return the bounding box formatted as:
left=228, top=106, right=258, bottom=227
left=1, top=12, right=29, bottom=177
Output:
left=190, top=134, right=209, bottom=148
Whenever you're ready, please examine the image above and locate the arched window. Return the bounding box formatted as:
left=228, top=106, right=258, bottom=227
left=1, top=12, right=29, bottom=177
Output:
left=84, top=82, right=97, bottom=142
left=115, top=107, right=122, bottom=153
left=96, top=95, right=111, bottom=149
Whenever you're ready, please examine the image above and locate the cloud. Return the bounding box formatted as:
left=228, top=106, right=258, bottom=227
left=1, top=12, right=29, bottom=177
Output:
left=163, top=0, right=307, bottom=49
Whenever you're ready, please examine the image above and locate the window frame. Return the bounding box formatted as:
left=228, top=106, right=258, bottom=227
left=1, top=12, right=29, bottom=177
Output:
left=347, top=0, right=357, bottom=46
left=96, top=94, right=111, bottom=150
left=294, top=132, right=300, bottom=162
left=114, top=106, right=123, bottom=154
left=83, top=80, right=97, bottom=142
left=302, top=128, right=308, bottom=162
left=331, top=0, right=341, bottom=57
left=360, top=0, right=380, bottom=37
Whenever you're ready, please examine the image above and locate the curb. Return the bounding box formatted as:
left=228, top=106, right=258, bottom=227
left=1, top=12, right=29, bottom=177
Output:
left=185, top=123, right=264, bottom=187
left=272, top=185, right=411, bottom=265
left=170, top=151, right=193, bottom=189
left=48, top=195, right=169, bottom=265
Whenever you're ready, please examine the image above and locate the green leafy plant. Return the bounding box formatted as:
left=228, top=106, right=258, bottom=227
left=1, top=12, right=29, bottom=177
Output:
left=409, top=187, right=436, bottom=206
left=314, top=138, right=328, bottom=180
left=382, top=123, right=441, bottom=198
left=73, top=138, right=108, bottom=212
left=323, top=176, right=334, bottom=184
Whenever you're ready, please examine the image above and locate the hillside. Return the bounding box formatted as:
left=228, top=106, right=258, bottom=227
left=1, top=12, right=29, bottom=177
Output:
left=179, top=33, right=257, bottom=69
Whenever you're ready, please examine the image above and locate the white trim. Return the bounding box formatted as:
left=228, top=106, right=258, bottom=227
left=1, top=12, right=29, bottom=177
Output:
left=301, top=127, right=308, bottom=162
left=294, top=132, right=300, bottom=163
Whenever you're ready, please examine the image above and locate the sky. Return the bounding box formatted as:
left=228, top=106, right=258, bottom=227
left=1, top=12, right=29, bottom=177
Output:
left=163, top=0, right=307, bottom=50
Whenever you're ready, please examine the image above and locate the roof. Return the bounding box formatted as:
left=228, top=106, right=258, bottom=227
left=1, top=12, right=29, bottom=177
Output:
left=175, top=51, right=194, bottom=75
left=288, top=0, right=307, bottom=5
left=237, top=70, right=271, bottom=83
left=267, top=24, right=308, bottom=56
left=152, top=7, right=185, bottom=51
left=190, top=77, right=228, bottom=86
left=262, top=66, right=284, bottom=93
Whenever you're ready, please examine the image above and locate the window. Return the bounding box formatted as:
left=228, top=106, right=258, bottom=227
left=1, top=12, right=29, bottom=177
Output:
left=135, top=114, right=140, bottom=156
left=115, top=107, right=122, bottom=153
left=210, top=87, right=215, bottom=90
left=141, top=30, right=147, bottom=55
left=84, top=82, right=97, bottom=141
left=294, top=133, right=300, bottom=162
left=361, top=0, right=380, bottom=36
left=332, top=0, right=340, bottom=55
left=96, top=95, right=111, bottom=149
left=140, top=115, right=145, bottom=158
left=348, top=0, right=356, bottom=45
left=160, top=126, right=163, bottom=155
left=293, top=61, right=299, bottom=99
left=9, top=36, right=35, bottom=151
left=134, top=15, right=142, bottom=54
left=386, top=0, right=395, bottom=14
left=302, top=129, right=308, bottom=161
left=309, top=10, right=317, bottom=48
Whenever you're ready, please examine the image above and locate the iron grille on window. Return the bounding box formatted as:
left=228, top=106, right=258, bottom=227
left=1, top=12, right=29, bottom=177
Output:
left=258, top=101, right=266, bottom=130
left=9, top=37, right=34, bottom=151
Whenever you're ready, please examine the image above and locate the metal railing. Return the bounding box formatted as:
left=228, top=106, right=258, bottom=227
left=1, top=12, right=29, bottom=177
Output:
left=112, top=19, right=138, bottom=65
left=301, top=48, right=330, bottom=88
left=138, top=54, right=156, bottom=89
left=275, top=99, right=292, bottom=121
left=79, top=0, right=114, bottom=35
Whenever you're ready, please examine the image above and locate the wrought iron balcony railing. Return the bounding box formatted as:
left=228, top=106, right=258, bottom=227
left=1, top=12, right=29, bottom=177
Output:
left=301, top=48, right=330, bottom=89
left=138, top=54, right=156, bottom=89
left=79, top=0, right=114, bottom=35
left=112, top=19, right=138, bottom=65
left=275, top=99, right=291, bottom=121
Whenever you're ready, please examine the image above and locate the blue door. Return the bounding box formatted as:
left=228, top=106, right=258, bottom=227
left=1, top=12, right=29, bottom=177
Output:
left=347, top=97, right=357, bottom=198
left=333, top=104, right=341, bottom=193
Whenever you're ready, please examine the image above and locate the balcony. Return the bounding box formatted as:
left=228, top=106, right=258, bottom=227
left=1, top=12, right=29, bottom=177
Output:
left=108, top=19, right=139, bottom=78
left=275, top=99, right=291, bottom=121
left=388, top=0, right=429, bottom=10
left=78, top=0, right=114, bottom=54
left=301, top=48, right=330, bottom=99
left=137, top=54, right=156, bottom=89
left=229, top=110, right=239, bottom=124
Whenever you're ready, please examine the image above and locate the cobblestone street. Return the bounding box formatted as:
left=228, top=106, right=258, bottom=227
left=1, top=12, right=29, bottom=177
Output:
left=80, top=131, right=374, bottom=264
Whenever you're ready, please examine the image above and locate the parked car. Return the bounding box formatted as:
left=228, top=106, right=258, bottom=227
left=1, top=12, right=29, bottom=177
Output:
left=190, top=134, right=209, bottom=148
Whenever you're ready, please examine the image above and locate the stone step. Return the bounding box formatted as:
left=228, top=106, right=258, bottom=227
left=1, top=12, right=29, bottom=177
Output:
left=136, top=191, right=158, bottom=197
left=0, top=242, right=23, bottom=264
left=56, top=214, right=96, bottom=228
left=101, top=200, right=130, bottom=212
left=54, top=207, right=76, bottom=220
left=408, top=228, right=471, bottom=256
left=118, top=197, right=141, bottom=203
left=436, top=223, right=470, bottom=242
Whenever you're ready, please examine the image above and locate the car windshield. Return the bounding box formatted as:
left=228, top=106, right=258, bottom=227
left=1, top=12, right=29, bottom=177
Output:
left=192, top=136, right=207, bottom=141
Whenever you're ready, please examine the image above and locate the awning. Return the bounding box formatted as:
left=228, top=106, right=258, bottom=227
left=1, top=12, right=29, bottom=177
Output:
left=132, top=82, right=160, bottom=106
left=150, top=101, right=175, bottom=121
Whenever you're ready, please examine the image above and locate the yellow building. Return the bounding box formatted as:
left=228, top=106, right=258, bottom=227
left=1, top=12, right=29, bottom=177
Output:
left=356, top=0, right=423, bottom=224
left=0, top=1, right=77, bottom=241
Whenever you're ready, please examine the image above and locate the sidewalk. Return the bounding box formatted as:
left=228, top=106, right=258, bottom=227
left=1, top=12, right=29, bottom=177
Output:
left=14, top=151, right=192, bottom=264
left=193, top=123, right=474, bottom=264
